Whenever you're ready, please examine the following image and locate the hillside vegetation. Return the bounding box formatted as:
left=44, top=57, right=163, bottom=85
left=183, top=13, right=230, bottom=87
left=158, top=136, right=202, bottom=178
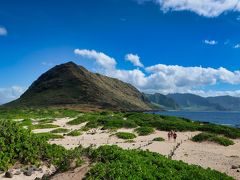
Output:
left=5, top=62, right=151, bottom=111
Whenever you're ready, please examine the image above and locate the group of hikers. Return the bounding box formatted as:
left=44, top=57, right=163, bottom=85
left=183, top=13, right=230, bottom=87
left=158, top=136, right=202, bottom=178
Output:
left=168, top=130, right=177, bottom=142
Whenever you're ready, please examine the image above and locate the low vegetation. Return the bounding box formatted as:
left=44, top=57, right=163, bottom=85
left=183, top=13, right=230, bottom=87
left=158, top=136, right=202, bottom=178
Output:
left=85, top=145, right=232, bottom=180
left=67, top=130, right=82, bottom=136
left=0, top=120, right=81, bottom=172
left=192, top=133, right=234, bottom=146
left=0, top=108, right=237, bottom=179
left=29, top=123, right=59, bottom=130
left=153, top=137, right=165, bottom=141
left=34, top=132, right=64, bottom=140
left=67, top=117, right=87, bottom=125
left=0, top=107, right=80, bottom=119
left=135, top=126, right=154, bottom=136
left=67, top=112, right=240, bottom=139
left=50, top=128, right=69, bottom=133
left=115, top=132, right=136, bottom=139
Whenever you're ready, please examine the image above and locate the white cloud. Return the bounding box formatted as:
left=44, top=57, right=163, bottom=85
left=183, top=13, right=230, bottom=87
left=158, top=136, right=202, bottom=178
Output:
left=204, top=40, right=218, bottom=45
left=74, top=49, right=116, bottom=70
left=0, top=27, right=7, bottom=36
left=136, top=0, right=240, bottom=17
left=0, top=86, right=25, bottom=104
left=125, top=53, right=144, bottom=67
left=75, top=49, right=240, bottom=97
left=234, top=43, right=240, bottom=48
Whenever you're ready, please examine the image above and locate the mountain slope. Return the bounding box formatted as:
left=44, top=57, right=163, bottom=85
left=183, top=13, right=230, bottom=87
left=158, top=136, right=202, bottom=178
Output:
left=145, top=93, right=179, bottom=110
left=207, top=96, right=240, bottom=111
left=167, top=93, right=226, bottom=111
left=6, top=62, right=151, bottom=110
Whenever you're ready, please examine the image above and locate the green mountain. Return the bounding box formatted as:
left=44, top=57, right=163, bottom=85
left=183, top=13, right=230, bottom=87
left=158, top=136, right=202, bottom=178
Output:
left=207, top=96, right=240, bottom=111
left=145, top=93, right=179, bottom=110
left=167, top=93, right=226, bottom=111
left=5, top=62, right=151, bottom=111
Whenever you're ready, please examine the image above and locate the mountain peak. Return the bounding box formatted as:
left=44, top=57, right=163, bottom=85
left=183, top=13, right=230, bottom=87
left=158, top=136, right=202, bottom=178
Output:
left=6, top=63, right=151, bottom=110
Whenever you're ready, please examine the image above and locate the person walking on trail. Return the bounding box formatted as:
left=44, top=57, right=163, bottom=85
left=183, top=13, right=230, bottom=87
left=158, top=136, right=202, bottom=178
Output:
left=173, top=132, right=177, bottom=142
left=168, top=131, right=171, bottom=141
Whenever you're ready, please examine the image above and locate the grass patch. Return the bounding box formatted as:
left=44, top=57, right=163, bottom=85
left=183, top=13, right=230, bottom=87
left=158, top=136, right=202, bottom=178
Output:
left=115, top=132, right=136, bottom=139
left=29, top=123, right=59, bottom=130
left=36, top=132, right=64, bottom=140
left=67, top=130, right=82, bottom=136
left=18, top=119, right=32, bottom=126
left=135, top=126, right=154, bottom=136
left=50, top=128, right=69, bottom=133
left=192, top=133, right=234, bottom=146
left=67, top=117, right=88, bottom=125
left=37, top=118, right=55, bottom=124
left=153, top=137, right=165, bottom=141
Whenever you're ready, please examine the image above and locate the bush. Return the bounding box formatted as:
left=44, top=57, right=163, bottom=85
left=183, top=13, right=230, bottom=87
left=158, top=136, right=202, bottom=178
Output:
left=50, top=128, right=69, bottom=133
left=192, top=133, right=234, bottom=146
left=35, top=132, right=64, bottom=140
left=18, top=119, right=32, bottom=126
left=135, top=126, right=154, bottom=136
left=153, top=137, right=165, bottom=141
left=85, top=145, right=232, bottom=180
left=67, top=130, right=82, bottom=136
left=67, top=117, right=88, bottom=125
left=0, top=120, right=83, bottom=172
left=29, top=124, right=59, bottom=130
left=115, top=132, right=136, bottom=139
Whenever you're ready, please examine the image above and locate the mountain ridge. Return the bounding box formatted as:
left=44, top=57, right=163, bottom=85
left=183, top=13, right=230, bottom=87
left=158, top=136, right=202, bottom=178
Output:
left=5, top=62, right=151, bottom=111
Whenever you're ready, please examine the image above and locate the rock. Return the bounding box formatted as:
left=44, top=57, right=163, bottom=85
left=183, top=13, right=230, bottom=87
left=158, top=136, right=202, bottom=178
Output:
left=23, top=169, right=33, bottom=176
left=14, top=171, right=21, bottom=175
left=231, top=165, right=238, bottom=169
left=5, top=171, right=13, bottom=178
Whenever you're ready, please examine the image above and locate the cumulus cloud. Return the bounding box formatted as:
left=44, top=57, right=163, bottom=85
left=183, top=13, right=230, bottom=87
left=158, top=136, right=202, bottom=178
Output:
left=204, top=40, right=218, bottom=45
left=0, top=27, right=7, bottom=36
left=74, top=49, right=116, bottom=69
left=125, top=53, right=144, bottom=67
left=0, top=86, right=25, bottom=104
left=136, top=0, right=240, bottom=17
left=75, top=49, right=240, bottom=97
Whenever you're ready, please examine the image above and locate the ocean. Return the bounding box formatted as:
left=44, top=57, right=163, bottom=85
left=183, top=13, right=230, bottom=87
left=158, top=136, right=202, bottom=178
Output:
left=152, top=111, right=240, bottom=128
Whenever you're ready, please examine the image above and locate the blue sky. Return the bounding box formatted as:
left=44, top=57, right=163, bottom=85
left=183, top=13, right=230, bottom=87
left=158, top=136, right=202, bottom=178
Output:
left=1, top=0, right=240, bottom=104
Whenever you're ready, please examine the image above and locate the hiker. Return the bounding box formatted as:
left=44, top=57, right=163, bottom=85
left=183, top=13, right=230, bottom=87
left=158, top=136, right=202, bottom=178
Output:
left=168, top=131, right=171, bottom=141
left=173, top=132, right=177, bottom=142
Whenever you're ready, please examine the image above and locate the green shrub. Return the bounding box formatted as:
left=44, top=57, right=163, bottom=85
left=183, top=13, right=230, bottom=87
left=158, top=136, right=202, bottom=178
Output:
left=85, top=145, right=232, bottom=180
left=153, top=137, right=165, bottom=141
left=50, top=128, right=69, bottom=133
left=67, top=117, right=88, bottom=125
left=36, top=132, right=64, bottom=140
left=29, top=124, right=59, bottom=130
left=0, top=120, right=83, bottom=172
left=115, top=132, right=136, bottom=139
left=37, top=118, right=55, bottom=124
left=67, top=130, right=82, bottom=136
left=192, top=133, right=234, bottom=146
left=18, top=119, right=32, bottom=126
left=135, top=126, right=154, bottom=136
